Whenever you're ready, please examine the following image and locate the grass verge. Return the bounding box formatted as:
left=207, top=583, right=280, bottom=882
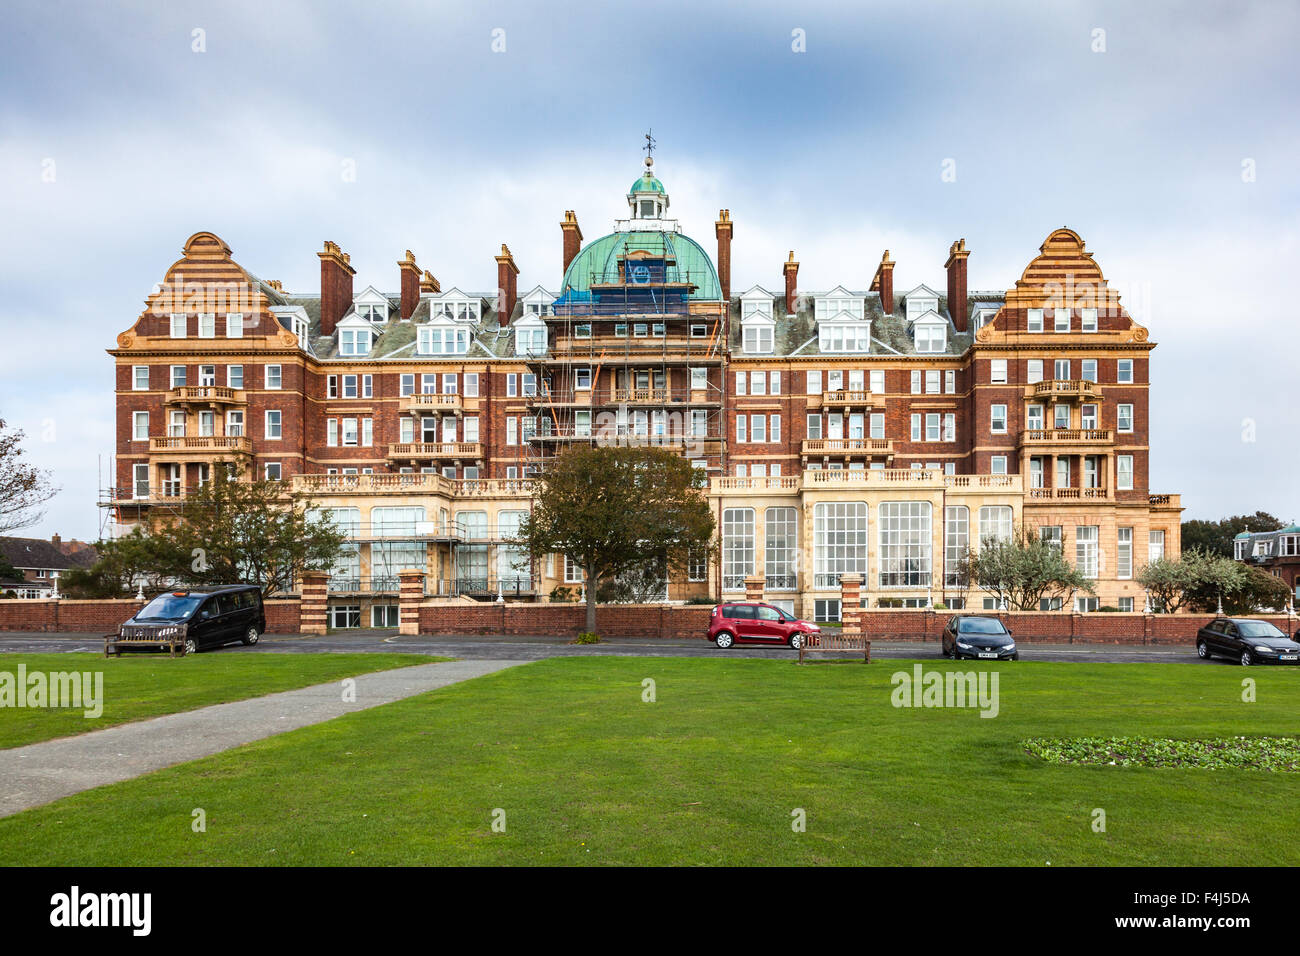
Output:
left=0, top=652, right=440, bottom=749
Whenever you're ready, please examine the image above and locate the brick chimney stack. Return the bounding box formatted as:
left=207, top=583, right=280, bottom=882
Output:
left=398, top=250, right=421, bottom=320
left=715, top=209, right=733, bottom=302
left=560, top=211, right=583, bottom=281
left=783, top=251, right=799, bottom=313
left=317, top=241, right=355, bottom=337
left=870, top=250, right=895, bottom=316
left=496, top=243, right=520, bottom=322
left=945, top=238, right=970, bottom=332
left=51, top=533, right=61, bottom=548
left=420, top=270, right=441, bottom=294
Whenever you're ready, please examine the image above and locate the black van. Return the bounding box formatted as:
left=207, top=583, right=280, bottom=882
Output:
left=109, top=585, right=266, bottom=656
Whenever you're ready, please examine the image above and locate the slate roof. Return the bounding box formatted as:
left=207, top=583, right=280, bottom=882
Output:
left=726, top=289, right=999, bottom=358
left=1, top=537, right=99, bottom=574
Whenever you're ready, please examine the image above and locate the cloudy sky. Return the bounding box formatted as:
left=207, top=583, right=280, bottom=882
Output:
left=1, top=0, right=1297, bottom=541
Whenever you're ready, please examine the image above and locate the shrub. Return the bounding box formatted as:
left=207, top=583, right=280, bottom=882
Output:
left=572, top=632, right=601, bottom=645
left=549, top=586, right=576, bottom=603
left=686, top=595, right=717, bottom=605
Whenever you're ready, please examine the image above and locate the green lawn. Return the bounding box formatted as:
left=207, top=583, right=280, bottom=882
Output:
left=0, top=652, right=438, bottom=749
left=3, top=656, right=1300, bottom=866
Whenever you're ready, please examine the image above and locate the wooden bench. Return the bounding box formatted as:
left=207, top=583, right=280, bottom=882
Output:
left=104, top=632, right=187, bottom=658
left=798, top=628, right=871, bottom=663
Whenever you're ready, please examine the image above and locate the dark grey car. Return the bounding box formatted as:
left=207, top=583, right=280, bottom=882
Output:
left=1196, top=617, right=1299, bottom=666
left=941, top=614, right=1019, bottom=661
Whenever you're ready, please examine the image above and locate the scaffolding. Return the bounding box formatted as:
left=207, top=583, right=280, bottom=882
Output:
left=523, top=237, right=727, bottom=475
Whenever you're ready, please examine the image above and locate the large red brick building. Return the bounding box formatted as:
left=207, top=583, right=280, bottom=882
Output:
left=106, top=155, right=1181, bottom=625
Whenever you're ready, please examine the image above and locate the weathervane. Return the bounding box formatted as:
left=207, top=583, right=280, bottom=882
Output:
left=643, top=129, right=656, bottom=159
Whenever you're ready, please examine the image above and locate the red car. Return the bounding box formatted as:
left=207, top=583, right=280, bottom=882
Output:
left=708, top=602, right=821, bottom=649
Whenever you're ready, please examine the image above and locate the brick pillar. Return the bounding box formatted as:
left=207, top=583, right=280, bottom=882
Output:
left=744, top=574, right=764, bottom=604
left=839, top=574, right=863, bottom=635
left=300, top=570, right=329, bottom=635
left=398, top=568, right=426, bottom=635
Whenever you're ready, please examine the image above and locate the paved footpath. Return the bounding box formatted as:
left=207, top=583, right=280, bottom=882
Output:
left=0, top=659, right=527, bottom=819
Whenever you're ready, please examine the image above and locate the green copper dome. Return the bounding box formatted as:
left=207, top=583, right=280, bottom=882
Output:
left=629, top=173, right=665, bottom=194
left=560, top=230, right=721, bottom=300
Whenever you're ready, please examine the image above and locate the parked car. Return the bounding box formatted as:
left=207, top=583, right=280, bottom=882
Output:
left=941, top=615, right=1019, bottom=660
left=115, top=585, right=266, bottom=655
left=709, top=602, right=821, bottom=649
left=1196, top=617, right=1300, bottom=666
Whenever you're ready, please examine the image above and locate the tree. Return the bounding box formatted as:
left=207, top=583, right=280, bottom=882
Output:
left=0, top=418, right=59, bottom=534
left=72, top=465, right=346, bottom=597
left=0, top=548, right=18, bottom=583
left=956, top=528, right=1094, bottom=611
left=516, top=446, right=715, bottom=633
left=1182, top=512, right=1286, bottom=558
left=1189, top=563, right=1291, bottom=614
left=1137, top=548, right=1245, bottom=613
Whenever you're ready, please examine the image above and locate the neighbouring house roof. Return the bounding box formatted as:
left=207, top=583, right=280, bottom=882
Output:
left=0, top=537, right=99, bottom=574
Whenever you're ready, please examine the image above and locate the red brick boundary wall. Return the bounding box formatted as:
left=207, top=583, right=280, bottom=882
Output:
left=0, top=598, right=302, bottom=634
left=416, top=602, right=713, bottom=639
left=0, top=598, right=1293, bottom=645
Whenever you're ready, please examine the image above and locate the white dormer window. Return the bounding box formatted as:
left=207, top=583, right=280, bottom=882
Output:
left=743, top=323, right=774, bottom=354
left=814, top=287, right=864, bottom=322
left=514, top=316, right=547, bottom=357
left=971, top=308, right=997, bottom=333
left=340, top=328, right=371, bottom=356
left=293, top=316, right=309, bottom=350
left=905, top=285, right=941, bottom=322
left=819, top=324, right=872, bottom=353
left=358, top=305, right=386, bottom=323
left=911, top=313, right=948, bottom=353
left=742, top=300, right=773, bottom=321
left=418, top=324, right=470, bottom=355
left=431, top=295, right=480, bottom=323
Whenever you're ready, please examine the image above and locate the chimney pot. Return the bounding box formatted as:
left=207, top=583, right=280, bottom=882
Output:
left=783, top=251, right=800, bottom=314
left=715, top=209, right=734, bottom=302
left=871, top=250, right=895, bottom=315
left=496, top=244, right=520, bottom=322
left=560, top=211, right=584, bottom=282
left=317, top=240, right=356, bottom=337
left=398, top=250, right=421, bottom=320
left=944, top=239, right=970, bottom=332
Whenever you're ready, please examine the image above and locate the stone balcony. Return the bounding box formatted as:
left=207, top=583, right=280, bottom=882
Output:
left=710, top=471, right=1022, bottom=495
left=164, top=385, right=246, bottom=406
left=820, top=389, right=879, bottom=408
left=1024, top=379, right=1102, bottom=402
left=1026, top=486, right=1111, bottom=501
left=1018, top=428, right=1112, bottom=448
left=149, top=435, right=252, bottom=457
left=401, top=393, right=464, bottom=415
left=386, top=442, right=483, bottom=461
left=801, top=437, right=894, bottom=458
